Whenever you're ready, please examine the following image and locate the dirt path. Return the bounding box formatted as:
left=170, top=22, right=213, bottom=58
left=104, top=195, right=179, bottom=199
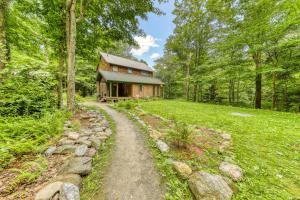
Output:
left=83, top=102, right=163, bottom=200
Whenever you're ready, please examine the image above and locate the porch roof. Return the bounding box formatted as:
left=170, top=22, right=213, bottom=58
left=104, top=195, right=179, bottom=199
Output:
left=98, top=70, right=163, bottom=85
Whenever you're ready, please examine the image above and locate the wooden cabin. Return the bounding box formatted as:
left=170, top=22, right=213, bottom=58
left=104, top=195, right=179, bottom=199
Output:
left=96, top=52, right=163, bottom=102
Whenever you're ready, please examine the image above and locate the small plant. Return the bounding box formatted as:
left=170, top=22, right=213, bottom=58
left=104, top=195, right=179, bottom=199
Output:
left=70, top=119, right=81, bottom=131
left=116, top=100, right=137, bottom=110
left=168, top=120, right=192, bottom=148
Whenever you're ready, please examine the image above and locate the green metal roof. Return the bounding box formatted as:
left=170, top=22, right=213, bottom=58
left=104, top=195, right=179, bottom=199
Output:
left=98, top=70, right=163, bottom=85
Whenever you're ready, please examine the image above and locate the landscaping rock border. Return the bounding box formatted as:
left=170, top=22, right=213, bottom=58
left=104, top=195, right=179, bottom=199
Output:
left=129, top=109, right=244, bottom=200
left=35, top=109, right=112, bottom=200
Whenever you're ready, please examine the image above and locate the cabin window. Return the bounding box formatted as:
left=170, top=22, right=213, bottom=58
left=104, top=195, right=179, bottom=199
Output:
left=139, top=84, right=143, bottom=92
left=112, top=66, right=118, bottom=72
left=128, top=68, right=133, bottom=74
left=141, top=71, right=149, bottom=76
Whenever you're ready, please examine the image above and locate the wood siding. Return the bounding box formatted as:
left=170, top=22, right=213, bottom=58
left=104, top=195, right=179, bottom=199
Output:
left=98, top=57, right=154, bottom=77
left=131, top=84, right=161, bottom=98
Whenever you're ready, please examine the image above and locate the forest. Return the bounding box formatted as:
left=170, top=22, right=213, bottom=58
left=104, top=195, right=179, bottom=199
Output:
left=0, top=0, right=299, bottom=199
left=155, top=0, right=300, bottom=111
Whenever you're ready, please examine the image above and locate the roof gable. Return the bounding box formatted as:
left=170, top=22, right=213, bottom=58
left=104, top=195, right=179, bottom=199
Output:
left=100, top=52, right=153, bottom=72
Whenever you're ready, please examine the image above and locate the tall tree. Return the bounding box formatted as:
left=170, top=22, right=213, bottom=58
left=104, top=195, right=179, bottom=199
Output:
left=0, top=0, right=9, bottom=69
left=66, top=0, right=76, bottom=113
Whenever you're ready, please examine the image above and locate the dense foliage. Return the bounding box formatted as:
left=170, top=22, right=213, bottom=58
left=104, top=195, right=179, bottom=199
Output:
left=0, top=67, right=56, bottom=117
left=0, top=0, right=162, bottom=168
left=0, top=111, right=66, bottom=169
left=155, top=0, right=300, bottom=112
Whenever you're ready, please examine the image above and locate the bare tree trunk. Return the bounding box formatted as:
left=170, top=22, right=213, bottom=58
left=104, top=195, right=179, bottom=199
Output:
left=236, top=76, right=240, bottom=105
left=185, top=64, right=190, bottom=100
left=272, top=73, right=276, bottom=110
left=57, top=47, right=65, bottom=109
left=199, top=85, right=203, bottom=102
left=66, top=0, right=76, bottom=113
left=0, top=0, right=9, bottom=69
left=253, top=52, right=262, bottom=109
left=232, top=80, right=235, bottom=104
left=284, top=81, right=288, bottom=111
left=228, top=80, right=232, bottom=104
left=193, top=83, right=197, bottom=102
left=271, top=51, right=278, bottom=110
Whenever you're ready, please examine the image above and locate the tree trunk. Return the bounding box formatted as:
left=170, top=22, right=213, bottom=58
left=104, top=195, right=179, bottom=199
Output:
left=0, top=0, right=9, bottom=69
left=66, top=0, right=76, bottom=113
left=193, top=83, right=197, bottom=102
left=236, top=76, right=240, bottom=105
left=228, top=80, right=232, bottom=104
left=57, top=47, right=64, bottom=109
left=284, top=81, right=288, bottom=111
left=232, top=80, right=235, bottom=104
left=185, top=64, right=190, bottom=100
left=272, top=73, right=276, bottom=110
left=253, top=52, right=262, bottom=109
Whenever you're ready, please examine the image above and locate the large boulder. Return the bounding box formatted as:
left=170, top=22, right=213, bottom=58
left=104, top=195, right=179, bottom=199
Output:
left=188, top=171, right=233, bottom=200
left=86, top=148, right=97, bottom=157
left=100, top=120, right=109, bottom=128
left=219, top=141, right=231, bottom=153
left=59, top=157, right=92, bottom=176
left=35, top=181, right=63, bottom=200
left=59, top=138, right=75, bottom=145
left=89, top=136, right=102, bottom=149
left=59, top=183, right=80, bottom=200
left=172, top=161, right=192, bottom=178
left=55, top=145, right=77, bottom=154
left=156, top=140, right=169, bottom=153
left=77, top=139, right=92, bottom=147
left=51, top=174, right=82, bottom=188
left=149, top=129, right=163, bottom=140
left=220, top=133, right=231, bottom=141
left=75, top=145, right=88, bottom=157
left=92, top=127, right=105, bottom=133
left=104, top=128, right=112, bottom=136
left=67, top=132, right=80, bottom=140
left=45, top=146, right=57, bottom=156
left=219, top=162, right=243, bottom=182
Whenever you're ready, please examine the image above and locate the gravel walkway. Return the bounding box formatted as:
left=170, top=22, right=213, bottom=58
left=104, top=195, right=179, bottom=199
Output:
left=83, top=102, right=163, bottom=200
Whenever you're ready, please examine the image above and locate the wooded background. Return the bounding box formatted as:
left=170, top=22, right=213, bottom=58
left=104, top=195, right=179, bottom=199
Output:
left=154, top=0, right=300, bottom=112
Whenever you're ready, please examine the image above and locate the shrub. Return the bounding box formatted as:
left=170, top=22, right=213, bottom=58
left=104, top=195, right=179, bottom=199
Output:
left=168, top=120, right=192, bottom=148
left=0, top=67, right=56, bottom=117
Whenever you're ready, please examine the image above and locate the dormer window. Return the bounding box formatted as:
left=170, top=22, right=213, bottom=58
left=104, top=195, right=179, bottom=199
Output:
left=128, top=68, right=133, bottom=74
left=112, top=66, right=118, bottom=72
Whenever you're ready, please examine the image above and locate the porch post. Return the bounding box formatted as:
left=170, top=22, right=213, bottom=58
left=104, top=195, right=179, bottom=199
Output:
left=109, top=82, right=112, bottom=97
left=116, top=83, right=119, bottom=97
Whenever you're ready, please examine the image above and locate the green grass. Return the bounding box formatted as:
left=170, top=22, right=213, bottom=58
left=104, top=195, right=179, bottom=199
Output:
left=139, top=100, right=300, bottom=200
left=80, top=106, right=116, bottom=200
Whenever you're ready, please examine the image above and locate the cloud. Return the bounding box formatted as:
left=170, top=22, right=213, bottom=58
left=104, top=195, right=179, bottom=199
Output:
left=150, top=53, right=160, bottom=60
left=130, top=35, right=159, bottom=56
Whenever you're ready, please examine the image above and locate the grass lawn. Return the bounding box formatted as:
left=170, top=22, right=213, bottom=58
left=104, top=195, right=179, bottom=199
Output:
left=139, top=100, right=300, bottom=200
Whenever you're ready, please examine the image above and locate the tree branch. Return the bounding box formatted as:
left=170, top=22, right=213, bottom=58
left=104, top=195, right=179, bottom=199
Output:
left=76, top=0, right=86, bottom=23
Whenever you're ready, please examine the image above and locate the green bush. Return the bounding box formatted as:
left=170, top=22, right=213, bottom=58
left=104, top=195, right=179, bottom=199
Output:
left=0, top=67, right=56, bottom=117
